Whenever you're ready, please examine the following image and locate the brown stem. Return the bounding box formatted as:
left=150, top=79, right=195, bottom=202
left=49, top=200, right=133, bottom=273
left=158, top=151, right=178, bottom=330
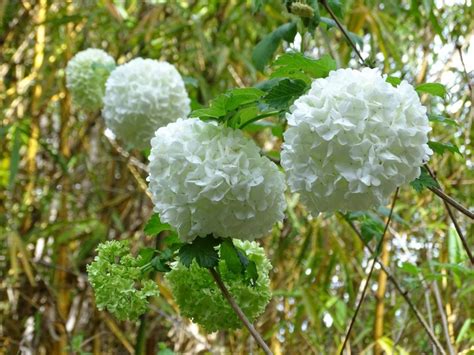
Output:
left=342, top=217, right=446, bottom=354
left=340, top=188, right=399, bottom=354
left=209, top=268, right=273, bottom=355
left=428, top=185, right=474, bottom=220
left=319, top=0, right=365, bottom=65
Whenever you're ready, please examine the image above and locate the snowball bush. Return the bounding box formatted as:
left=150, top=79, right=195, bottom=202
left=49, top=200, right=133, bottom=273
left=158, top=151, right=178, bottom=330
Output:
left=87, top=240, right=159, bottom=321
left=66, top=48, right=115, bottom=111
left=147, top=118, right=286, bottom=242
left=102, top=58, right=190, bottom=149
left=166, top=240, right=272, bottom=332
left=281, top=68, right=432, bottom=213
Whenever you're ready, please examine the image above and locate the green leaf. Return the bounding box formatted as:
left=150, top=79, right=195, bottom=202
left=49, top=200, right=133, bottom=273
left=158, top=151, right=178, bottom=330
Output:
left=220, top=239, right=244, bottom=274
left=428, top=114, right=458, bottom=127
left=400, top=262, right=420, bottom=275
left=138, top=248, right=156, bottom=266
left=320, top=16, right=337, bottom=28
left=144, top=214, right=173, bottom=236
left=328, top=0, right=343, bottom=18
left=245, top=260, right=259, bottom=286
left=271, top=53, right=336, bottom=82
left=415, top=83, right=447, bottom=98
left=455, top=319, right=472, bottom=344
left=386, top=76, right=401, bottom=87
left=178, top=236, right=222, bottom=268
left=163, top=233, right=182, bottom=250
left=252, top=22, right=297, bottom=71
left=360, top=218, right=384, bottom=244
left=448, top=227, right=468, bottom=264
left=8, top=126, right=21, bottom=191
left=151, top=255, right=172, bottom=272
left=410, top=167, right=440, bottom=193
left=191, top=88, right=264, bottom=121
left=263, top=78, right=307, bottom=110
left=428, top=141, right=461, bottom=156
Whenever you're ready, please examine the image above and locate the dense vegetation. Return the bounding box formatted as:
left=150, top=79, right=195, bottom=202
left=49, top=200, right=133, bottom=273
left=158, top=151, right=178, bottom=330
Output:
left=1, top=0, right=473, bottom=354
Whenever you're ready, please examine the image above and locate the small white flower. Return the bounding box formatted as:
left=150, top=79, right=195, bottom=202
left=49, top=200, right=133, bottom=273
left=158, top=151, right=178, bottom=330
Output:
left=102, top=58, right=190, bottom=149
left=281, top=68, right=432, bottom=213
left=66, top=48, right=115, bottom=111
left=147, top=118, right=286, bottom=242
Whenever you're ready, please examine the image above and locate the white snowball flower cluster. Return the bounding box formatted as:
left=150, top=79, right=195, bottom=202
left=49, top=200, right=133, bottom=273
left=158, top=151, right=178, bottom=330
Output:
left=147, top=118, right=286, bottom=242
left=66, top=48, right=115, bottom=111
left=281, top=68, right=432, bottom=213
left=102, top=58, right=190, bottom=149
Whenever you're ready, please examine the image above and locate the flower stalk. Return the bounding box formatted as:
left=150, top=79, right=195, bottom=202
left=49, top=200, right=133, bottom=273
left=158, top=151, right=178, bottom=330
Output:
left=209, top=268, right=273, bottom=355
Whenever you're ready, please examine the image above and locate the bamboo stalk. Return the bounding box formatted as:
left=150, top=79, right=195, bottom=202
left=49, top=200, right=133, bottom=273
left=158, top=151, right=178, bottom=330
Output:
left=373, top=235, right=390, bottom=355
left=22, top=0, right=47, bottom=229
left=53, top=1, right=74, bottom=352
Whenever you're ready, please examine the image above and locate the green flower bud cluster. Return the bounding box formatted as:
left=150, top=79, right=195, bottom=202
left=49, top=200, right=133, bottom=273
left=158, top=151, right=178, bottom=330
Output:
left=66, top=48, right=115, bottom=111
left=165, top=240, right=272, bottom=332
left=87, top=240, right=159, bottom=321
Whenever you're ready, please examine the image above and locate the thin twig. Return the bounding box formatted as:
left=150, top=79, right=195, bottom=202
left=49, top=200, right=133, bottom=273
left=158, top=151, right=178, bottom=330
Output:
left=208, top=268, right=273, bottom=355
left=427, top=185, right=474, bottom=220
left=456, top=43, right=473, bottom=99
left=342, top=217, right=446, bottom=354
left=340, top=188, right=399, bottom=354
left=425, top=166, right=474, bottom=264
left=319, top=0, right=365, bottom=65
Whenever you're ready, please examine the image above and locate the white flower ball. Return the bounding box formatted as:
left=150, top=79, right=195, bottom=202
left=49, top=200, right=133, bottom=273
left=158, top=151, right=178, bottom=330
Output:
left=102, top=58, right=190, bottom=149
left=66, top=48, right=115, bottom=111
left=281, top=68, right=432, bottom=213
left=147, top=118, right=286, bottom=242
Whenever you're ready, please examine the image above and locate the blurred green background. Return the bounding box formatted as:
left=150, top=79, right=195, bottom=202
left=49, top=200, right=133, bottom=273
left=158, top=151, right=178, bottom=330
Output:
left=1, top=0, right=473, bottom=354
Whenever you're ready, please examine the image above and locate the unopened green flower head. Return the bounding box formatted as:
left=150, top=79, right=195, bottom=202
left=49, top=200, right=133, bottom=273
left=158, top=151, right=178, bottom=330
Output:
left=87, top=240, right=159, bottom=321
left=166, top=240, right=272, bottom=332
left=66, top=48, right=115, bottom=111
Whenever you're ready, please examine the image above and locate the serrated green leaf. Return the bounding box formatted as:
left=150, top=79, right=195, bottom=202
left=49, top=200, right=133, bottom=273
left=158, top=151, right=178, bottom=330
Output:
left=225, top=88, right=264, bottom=111
left=191, top=88, right=264, bottom=122
left=220, top=239, right=243, bottom=274
left=271, top=53, right=336, bottom=82
left=263, top=78, right=308, bottom=110
left=386, top=76, right=401, bottom=87
left=410, top=167, right=440, bottom=192
left=428, top=114, right=458, bottom=127
left=163, top=233, right=182, bottom=249
left=416, top=83, right=447, bottom=98
left=144, top=214, right=173, bottom=236
left=138, top=248, right=156, bottom=266
left=428, top=141, right=461, bottom=156
left=252, top=22, right=297, bottom=71
left=178, top=236, right=222, bottom=268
